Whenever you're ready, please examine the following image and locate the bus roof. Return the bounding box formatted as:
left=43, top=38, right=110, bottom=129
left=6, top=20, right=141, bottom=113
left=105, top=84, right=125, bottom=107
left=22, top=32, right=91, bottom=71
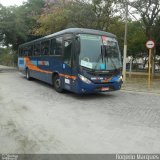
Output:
left=19, top=28, right=117, bottom=47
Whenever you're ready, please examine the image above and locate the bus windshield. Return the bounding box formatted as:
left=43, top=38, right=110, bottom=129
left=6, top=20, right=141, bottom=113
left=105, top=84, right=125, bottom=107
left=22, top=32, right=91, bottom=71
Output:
left=78, top=34, right=122, bottom=71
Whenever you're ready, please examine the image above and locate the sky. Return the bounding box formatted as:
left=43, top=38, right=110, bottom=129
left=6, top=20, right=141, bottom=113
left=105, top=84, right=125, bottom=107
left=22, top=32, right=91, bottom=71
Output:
left=0, top=0, right=27, bottom=6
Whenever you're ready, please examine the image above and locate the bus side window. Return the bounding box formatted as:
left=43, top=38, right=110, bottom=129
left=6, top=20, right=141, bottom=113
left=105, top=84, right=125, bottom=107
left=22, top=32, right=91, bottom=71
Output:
left=31, top=45, right=34, bottom=56
left=50, top=38, right=56, bottom=55
left=28, top=45, right=33, bottom=57
left=50, top=37, right=63, bottom=55
left=41, top=40, right=50, bottom=56
left=21, top=48, right=24, bottom=57
left=64, top=40, right=72, bottom=66
left=24, top=47, right=28, bottom=56
left=34, top=43, right=40, bottom=56
left=19, top=48, right=22, bottom=57
left=55, top=37, right=63, bottom=55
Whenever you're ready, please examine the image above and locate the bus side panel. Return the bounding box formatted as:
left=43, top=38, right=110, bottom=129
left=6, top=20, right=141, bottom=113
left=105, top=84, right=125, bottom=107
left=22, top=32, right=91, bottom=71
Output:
left=26, top=57, right=52, bottom=84
left=30, top=70, right=52, bottom=84
left=48, top=57, right=76, bottom=92
left=18, top=57, right=27, bottom=75
left=36, top=56, right=74, bottom=89
left=27, top=56, right=65, bottom=85
left=37, top=56, right=64, bottom=84
left=24, top=56, right=76, bottom=92
left=18, top=57, right=26, bottom=71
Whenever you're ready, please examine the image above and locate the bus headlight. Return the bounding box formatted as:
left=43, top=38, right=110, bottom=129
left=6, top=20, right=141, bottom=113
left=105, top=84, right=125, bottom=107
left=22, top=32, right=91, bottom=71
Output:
left=78, top=74, right=92, bottom=84
left=118, top=76, right=123, bottom=82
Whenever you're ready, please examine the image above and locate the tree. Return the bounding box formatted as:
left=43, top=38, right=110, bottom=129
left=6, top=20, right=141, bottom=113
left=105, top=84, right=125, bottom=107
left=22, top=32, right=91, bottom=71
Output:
left=68, top=0, right=119, bottom=30
left=109, top=18, right=147, bottom=57
left=91, top=0, right=118, bottom=30
left=34, top=0, right=121, bottom=36
left=67, top=1, right=96, bottom=28
left=34, top=3, right=69, bottom=36
left=108, top=17, right=125, bottom=52
left=127, top=21, right=146, bottom=58
left=130, top=0, right=160, bottom=39
left=128, top=0, right=160, bottom=73
left=0, top=0, right=45, bottom=50
left=152, top=16, right=160, bottom=56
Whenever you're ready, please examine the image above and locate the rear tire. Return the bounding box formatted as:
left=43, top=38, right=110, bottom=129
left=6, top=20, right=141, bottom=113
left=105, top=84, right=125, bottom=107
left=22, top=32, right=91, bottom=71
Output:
left=26, top=68, right=32, bottom=80
left=53, top=74, right=63, bottom=93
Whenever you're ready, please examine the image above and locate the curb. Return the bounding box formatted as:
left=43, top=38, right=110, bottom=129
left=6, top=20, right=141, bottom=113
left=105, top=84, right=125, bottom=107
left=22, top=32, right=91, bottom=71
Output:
left=121, top=89, right=160, bottom=95
left=0, top=68, right=17, bottom=73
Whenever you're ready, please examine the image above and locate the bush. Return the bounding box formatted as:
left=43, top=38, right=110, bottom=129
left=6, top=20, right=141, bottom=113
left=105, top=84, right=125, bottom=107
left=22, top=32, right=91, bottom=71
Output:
left=0, top=48, right=18, bottom=67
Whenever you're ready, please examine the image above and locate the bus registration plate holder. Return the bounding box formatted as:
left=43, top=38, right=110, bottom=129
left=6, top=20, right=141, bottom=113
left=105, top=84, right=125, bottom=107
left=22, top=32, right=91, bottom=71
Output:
left=101, top=87, right=109, bottom=91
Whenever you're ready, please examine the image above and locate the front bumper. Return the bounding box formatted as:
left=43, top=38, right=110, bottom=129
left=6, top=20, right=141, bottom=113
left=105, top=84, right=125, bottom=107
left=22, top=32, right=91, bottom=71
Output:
left=75, top=79, right=122, bottom=94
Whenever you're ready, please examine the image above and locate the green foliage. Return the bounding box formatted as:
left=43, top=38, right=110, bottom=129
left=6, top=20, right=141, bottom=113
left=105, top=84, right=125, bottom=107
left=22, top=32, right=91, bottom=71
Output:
left=0, top=47, right=5, bottom=54
left=91, top=0, right=117, bottom=30
left=108, top=17, right=125, bottom=52
left=0, top=0, right=45, bottom=50
left=34, top=6, right=69, bottom=36
left=109, top=19, right=147, bottom=57
left=0, top=47, right=17, bottom=66
left=34, top=0, right=118, bottom=35
left=130, top=0, right=160, bottom=39
left=0, top=5, right=27, bottom=49
left=153, top=17, right=160, bottom=55
left=127, top=21, right=147, bottom=57
left=0, top=0, right=160, bottom=60
left=66, top=1, right=96, bottom=29
left=67, top=0, right=116, bottom=30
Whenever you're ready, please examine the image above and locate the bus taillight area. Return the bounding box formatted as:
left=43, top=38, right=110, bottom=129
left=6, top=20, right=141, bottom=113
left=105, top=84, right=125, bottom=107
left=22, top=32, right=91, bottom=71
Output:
left=76, top=74, right=123, bottom=94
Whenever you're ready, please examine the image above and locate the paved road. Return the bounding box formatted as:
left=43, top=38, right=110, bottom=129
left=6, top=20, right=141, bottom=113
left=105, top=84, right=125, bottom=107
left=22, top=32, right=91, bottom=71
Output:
left=0, top=65, right=17, bottom=72
left=0, top=71, right=160, bottom=153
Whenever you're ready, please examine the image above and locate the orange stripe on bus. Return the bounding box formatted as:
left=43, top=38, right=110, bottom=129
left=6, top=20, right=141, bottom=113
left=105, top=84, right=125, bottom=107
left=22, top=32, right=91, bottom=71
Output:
left=24, top=57, right=77, bottom=80
left=59, top=74, right=76, bottom=80
left=103, top=77, right=113, bottom=83
left=24, top=57, right=52, bottom=74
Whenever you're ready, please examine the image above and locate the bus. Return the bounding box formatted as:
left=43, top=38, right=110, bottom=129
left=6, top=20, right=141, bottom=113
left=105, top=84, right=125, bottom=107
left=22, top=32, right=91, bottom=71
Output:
left=18, top=28, right=123, bottom=94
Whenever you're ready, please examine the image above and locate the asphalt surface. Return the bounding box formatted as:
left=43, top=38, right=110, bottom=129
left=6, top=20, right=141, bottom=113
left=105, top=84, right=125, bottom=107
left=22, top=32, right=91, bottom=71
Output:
left=0, top=70, right=160, bottom=153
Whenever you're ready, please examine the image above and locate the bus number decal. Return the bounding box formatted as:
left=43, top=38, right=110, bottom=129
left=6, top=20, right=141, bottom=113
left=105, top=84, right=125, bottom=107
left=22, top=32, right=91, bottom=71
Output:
left=38, top=61, right=49, bottom=66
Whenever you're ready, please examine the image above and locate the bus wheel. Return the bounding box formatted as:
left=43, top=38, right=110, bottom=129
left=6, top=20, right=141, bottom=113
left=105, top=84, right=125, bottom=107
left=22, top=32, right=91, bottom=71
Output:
left=26, top=69, right=31, bottom=80
left=53, top=74, right=63, bottom=93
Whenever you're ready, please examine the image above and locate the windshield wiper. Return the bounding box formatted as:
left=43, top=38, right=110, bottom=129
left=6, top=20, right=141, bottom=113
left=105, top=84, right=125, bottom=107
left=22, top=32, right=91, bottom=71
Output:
left=103, top=45, right=118, bottom=71
left=80, top=65, right=95, bottom=72
left=108, top=56, right=118, bottom=71
left=94, top=46, right=106, bottom=70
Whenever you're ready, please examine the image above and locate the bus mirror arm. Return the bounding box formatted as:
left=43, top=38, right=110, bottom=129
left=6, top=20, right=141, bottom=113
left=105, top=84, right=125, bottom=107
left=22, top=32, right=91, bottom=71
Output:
left=101, top=45, right=107, bottom=62
left=75, top=37, right=80, bottom=55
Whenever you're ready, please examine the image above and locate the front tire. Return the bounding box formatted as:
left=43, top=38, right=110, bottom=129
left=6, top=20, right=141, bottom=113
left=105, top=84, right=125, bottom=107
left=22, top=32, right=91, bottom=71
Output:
left=53, top=74, right=63, bottom=93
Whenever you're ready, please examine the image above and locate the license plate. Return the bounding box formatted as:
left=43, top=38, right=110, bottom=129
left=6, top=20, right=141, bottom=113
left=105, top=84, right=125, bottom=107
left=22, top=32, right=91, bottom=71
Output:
left=101, top=87, right=109, bottom=91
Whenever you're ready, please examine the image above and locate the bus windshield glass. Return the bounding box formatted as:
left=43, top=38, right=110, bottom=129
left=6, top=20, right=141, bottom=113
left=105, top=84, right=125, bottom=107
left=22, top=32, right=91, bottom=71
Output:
left=78, top=34, right=122, bottom=71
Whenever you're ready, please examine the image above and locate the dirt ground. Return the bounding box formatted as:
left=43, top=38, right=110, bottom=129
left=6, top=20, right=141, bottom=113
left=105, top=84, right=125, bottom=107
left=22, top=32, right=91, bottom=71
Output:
left=0, top=71, right=160, bottom=153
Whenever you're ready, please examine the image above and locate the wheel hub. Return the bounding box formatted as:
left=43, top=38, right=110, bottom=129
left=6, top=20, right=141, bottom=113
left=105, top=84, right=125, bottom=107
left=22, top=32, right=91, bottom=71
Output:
left=55, top=79, right=60, bottom=88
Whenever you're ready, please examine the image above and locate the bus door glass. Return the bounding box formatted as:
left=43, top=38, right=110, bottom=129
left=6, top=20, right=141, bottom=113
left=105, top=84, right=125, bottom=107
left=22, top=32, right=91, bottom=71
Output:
left=63, top=34, right=73, bottom=75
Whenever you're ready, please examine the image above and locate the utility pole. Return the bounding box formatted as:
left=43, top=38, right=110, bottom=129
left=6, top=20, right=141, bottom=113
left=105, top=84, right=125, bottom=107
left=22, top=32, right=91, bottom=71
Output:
left=122, top=0, right=128, bottom=82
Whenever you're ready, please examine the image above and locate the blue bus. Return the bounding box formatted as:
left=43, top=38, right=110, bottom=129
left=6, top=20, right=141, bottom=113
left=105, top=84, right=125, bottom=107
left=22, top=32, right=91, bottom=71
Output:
left=18, top=28, right=123, bottom=94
